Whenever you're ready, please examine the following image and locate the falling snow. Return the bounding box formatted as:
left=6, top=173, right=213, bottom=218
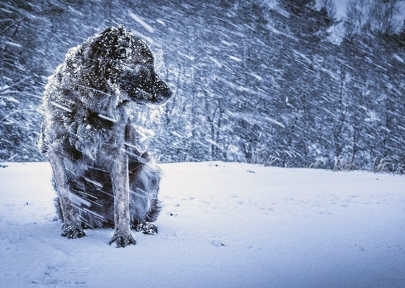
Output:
left=1, top=1, right=405, bottom=285
left=1, top=0, right=404, bottom=171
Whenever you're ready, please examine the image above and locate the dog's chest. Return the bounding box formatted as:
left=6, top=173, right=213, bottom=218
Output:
left=72, top=108, right=128, bottom=161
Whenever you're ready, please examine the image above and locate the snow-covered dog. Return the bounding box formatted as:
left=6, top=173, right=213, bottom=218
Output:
left=39, top=26, right=172, bottom=247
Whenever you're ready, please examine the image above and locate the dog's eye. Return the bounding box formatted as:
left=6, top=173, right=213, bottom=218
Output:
left=118, top=48, right=125, bottom=55
left=136, top=68, right=151, bottom=81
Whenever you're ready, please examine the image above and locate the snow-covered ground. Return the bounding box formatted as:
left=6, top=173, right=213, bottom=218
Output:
left=1, top=162, right=404, bottom=288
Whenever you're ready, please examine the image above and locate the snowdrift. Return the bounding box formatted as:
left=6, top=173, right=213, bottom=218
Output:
left=1, top=162, right=404, bottom=287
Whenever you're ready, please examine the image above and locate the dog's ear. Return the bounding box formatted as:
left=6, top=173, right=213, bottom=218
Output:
left=82, top=35, right=106, bottom=68
left=79, top=29, right=120, bottom=85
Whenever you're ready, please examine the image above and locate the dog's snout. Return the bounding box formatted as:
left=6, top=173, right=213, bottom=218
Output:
left=121, top=67, right=172, bottom=105
left=152, top=75, right=173, bottom=103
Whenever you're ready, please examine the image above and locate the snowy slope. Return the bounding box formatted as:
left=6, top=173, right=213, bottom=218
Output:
left=1, top=162, right=405, bottom=288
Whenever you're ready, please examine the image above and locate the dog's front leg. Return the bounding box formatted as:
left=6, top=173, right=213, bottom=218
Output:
left=109, top=152, right=136, bottom=247
left=49, top=152, right=85, bottom=239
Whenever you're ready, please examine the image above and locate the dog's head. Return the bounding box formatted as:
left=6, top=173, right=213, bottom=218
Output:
left=80, top=25, right=172, bottom=105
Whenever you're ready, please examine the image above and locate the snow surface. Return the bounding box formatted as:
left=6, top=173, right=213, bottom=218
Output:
left=1, top=162, right=405, bottom=288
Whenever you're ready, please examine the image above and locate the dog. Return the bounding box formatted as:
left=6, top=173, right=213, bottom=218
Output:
left=38, top=26, right=172, bottom=247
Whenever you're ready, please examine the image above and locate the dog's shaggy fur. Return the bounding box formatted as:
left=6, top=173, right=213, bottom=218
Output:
left=39, top=26, right=172, bottom=247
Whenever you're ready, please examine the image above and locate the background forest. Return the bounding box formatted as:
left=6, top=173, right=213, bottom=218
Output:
left=1, top=0, right=405, bottom=172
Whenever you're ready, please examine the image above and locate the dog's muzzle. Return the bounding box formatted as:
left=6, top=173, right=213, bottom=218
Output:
left=121, top=71, right=172, bottom=105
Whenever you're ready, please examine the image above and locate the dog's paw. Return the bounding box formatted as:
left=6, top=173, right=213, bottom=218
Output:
left=136, top=223, right=158, bottom=235
left=61, top=224, right=86, bottom=239
left=109, top=233, right=136, bottom=248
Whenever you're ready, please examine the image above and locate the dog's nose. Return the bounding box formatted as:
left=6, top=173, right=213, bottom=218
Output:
left=153, top=78, right=173, bottom=103
left=153, top=87, right=172, bottom=104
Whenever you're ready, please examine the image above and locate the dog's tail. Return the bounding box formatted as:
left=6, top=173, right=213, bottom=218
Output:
left=146, top=197, right=162, bottom=223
